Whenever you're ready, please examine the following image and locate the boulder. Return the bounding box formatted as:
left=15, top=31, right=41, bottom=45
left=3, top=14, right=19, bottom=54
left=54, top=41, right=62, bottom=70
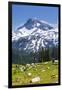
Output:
left=44, top=62, right=48, bottom=64
left=26, top=64, right=30, bottom=67
left=55, top=60, right=58, bottom=63
left=20, top=67, right=24, bottom=72
left=31, top=63, right=35, bottom=66
left=30, top=76, right=40, bottom=83
left=20, top=66, right=25, bottom=72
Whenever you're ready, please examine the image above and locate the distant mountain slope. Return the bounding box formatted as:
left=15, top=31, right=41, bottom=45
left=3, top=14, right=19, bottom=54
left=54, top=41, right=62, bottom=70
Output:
left=12, top=18, right=58, bottom=53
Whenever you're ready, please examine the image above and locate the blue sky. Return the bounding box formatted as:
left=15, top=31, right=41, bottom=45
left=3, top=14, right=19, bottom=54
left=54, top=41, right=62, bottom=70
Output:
left=12, top=4, right=58, bottom=31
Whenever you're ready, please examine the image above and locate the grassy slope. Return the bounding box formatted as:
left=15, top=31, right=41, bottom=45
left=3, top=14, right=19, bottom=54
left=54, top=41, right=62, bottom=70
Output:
left=12, top=61, right=58, bottom=86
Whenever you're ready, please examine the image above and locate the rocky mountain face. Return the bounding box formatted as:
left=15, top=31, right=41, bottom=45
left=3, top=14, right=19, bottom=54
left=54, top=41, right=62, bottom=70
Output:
left=12, top=18, right=58, bottom=64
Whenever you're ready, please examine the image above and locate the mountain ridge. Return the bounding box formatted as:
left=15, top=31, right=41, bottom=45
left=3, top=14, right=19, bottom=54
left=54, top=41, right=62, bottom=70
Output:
left=12, top=18, right=58, bottom=53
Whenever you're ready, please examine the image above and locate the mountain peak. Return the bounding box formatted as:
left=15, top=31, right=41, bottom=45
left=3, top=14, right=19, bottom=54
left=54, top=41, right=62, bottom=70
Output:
left=17, top=18, right=54, bottom=31
left=12, top=18, right=58, bottom=52
left=23, top=18, right=54, bottom=30
left=24, top=18, right=40, bottom=30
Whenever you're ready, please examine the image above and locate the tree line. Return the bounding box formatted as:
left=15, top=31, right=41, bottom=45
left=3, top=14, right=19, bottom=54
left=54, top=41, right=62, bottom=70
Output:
left=12, top=46, right=58, bottom=64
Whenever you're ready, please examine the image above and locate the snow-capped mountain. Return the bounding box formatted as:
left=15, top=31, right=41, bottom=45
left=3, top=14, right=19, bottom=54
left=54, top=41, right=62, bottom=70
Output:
left=12, top=18, right=58, bottom=53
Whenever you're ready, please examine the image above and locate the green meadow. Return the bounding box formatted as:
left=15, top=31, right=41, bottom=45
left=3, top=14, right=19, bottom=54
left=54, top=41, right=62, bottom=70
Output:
left=12, top=61, right=58, bottom=86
